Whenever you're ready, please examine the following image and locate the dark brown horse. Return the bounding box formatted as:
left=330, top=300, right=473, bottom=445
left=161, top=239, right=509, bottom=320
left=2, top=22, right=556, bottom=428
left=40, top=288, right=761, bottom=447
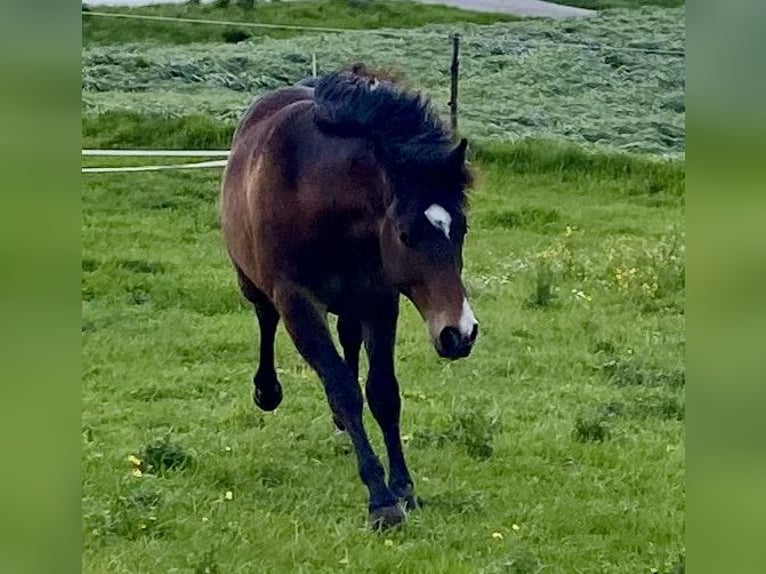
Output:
left=220, top=65, right=478, bottom=529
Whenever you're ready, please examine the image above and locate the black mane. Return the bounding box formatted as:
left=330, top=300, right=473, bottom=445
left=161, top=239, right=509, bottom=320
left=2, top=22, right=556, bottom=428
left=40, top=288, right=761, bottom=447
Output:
left=312, top=67, right=470, bottom=205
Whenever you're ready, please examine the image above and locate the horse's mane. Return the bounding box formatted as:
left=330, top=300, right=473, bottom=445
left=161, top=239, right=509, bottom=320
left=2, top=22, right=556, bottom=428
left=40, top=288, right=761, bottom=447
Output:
left=312, top=64, right=470, bottom=205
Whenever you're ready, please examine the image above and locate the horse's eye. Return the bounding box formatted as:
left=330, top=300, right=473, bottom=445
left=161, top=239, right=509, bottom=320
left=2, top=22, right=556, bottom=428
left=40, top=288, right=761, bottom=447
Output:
left=399, top=231, right=411, bottom=247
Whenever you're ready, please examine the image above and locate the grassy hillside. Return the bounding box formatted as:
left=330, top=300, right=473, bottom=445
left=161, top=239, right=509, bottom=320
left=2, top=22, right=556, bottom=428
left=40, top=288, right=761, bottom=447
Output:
left=82, top=0, right=519, bottom=46
left=82, top=7, right=685, bottom=156
left=82, top=135, right=684, bottom=572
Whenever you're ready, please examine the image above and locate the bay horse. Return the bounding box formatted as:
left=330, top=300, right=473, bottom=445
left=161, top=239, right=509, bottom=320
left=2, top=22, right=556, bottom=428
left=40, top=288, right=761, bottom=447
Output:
left=220, top=65, right=479, bottom=529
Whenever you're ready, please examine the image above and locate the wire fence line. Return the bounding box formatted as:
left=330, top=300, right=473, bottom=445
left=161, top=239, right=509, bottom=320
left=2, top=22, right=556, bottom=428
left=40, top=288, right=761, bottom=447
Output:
left=83, top=10, right=398, bottom=36
left=83, top=149, right=230, bottom=157
left=82, top=10, right=685, bottom=57
left=81, top=149, right=230, bottom=174
left=82, top=159, right=228, bottom=174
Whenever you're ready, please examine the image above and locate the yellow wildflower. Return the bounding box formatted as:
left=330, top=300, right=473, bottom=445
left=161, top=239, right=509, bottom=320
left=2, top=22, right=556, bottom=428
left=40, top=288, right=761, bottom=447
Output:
left=512, top=524, right=520, bottom=531
left=224, top=490, right=233, bottom=501
left=127, top=454, right=142, bottom=467
left=132, top=468, right=143, bottom=478
left=384, top=539, right=394, bottom=547
left=492, top=532, right=504, bottom=540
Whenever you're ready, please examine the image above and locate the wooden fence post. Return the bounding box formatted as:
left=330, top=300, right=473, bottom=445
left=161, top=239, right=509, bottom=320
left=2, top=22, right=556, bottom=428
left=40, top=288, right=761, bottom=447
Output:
left=449, top=33, right=460, bottom=133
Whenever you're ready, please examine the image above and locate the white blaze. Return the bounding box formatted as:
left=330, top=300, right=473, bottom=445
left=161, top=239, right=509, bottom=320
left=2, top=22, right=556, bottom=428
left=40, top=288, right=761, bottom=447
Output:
left=458, top=298, right=478, bottom=338
left=424, top=204, right=452, bottom=239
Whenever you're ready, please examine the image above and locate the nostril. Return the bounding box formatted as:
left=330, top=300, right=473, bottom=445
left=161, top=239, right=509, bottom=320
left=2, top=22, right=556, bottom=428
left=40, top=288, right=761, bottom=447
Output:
left=439, top=327, right=461, bottom=355
left=469, top=323, right=479, bottom=343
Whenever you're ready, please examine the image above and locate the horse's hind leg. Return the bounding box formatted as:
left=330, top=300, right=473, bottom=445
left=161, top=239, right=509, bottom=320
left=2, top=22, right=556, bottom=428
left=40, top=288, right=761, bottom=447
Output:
left=235, top=266, right=283, bottom=411
left=334, top=315, right=363, bottom=431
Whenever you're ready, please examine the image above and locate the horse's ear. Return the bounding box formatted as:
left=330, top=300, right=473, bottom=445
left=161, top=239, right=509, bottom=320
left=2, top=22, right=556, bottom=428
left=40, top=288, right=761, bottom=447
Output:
left=450, top=138, right=474, bottom=192
left=450, top=138, right=469, bottom=165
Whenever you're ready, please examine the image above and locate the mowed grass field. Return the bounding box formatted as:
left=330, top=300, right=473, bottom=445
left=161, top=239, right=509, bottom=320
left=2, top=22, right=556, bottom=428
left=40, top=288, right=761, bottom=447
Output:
left=82, top=136, right=685, bottom=573
left=82, top=6, right=685, bottom=156
left=81, top=0, right=520, bottom=46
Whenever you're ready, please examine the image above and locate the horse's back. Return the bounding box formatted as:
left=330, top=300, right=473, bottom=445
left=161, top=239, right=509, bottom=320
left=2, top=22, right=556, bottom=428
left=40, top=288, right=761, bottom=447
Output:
left=221, top=83, right=384, bottom=298
left=222, top=85, right=326, bottom=226
left=231, top=85, right=313, bottom=143
left=221, top=87, right=313, bottom=286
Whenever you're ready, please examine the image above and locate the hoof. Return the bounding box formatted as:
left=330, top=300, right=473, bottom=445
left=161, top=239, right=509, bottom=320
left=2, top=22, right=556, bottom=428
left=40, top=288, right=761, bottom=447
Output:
left=368, top=504, right=405, bottom=531
left=392, top=483, right=419, bottom=512
left=400, top=494, right=420, bottom=512
left=253, top=379, right=282, bottom=412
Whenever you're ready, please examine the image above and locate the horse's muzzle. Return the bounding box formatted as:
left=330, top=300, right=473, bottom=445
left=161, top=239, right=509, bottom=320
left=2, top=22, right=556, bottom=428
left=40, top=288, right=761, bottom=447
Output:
left=437, top=324, right=478, bottom=360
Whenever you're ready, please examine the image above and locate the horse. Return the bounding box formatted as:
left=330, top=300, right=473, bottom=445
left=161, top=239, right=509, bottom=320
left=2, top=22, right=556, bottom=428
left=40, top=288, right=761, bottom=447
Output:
left=219, top=64, right=479, bottom=529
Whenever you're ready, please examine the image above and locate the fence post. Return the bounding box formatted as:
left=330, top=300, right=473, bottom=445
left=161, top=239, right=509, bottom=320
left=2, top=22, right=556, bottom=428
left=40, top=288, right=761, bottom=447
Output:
left=449, top=33, right=460, bottom=133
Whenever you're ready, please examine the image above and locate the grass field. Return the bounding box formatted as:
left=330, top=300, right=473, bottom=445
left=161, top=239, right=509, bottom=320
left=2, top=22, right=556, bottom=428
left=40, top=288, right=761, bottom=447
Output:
left=82, top=0, right=684, bottom=47
left=82, top=133, right=684, bottom=572
left=81, top=0, right=519, bottom=46
left=82, top=6, right=685, bottom=156
left=82, top=0, right=685, bottom=569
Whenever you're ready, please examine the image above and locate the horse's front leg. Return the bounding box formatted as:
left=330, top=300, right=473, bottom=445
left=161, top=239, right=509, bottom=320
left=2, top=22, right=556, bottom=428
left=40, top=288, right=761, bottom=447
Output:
left=273, top=286, right=403, bottom=529
left=363, top=297, right=417, bottom=510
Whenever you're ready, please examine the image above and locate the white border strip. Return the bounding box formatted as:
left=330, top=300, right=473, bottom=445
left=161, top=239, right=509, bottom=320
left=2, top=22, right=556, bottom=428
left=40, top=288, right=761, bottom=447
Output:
left=83, top=149, right=230, bottom=157
left=83, top=159, right=228, bottom=174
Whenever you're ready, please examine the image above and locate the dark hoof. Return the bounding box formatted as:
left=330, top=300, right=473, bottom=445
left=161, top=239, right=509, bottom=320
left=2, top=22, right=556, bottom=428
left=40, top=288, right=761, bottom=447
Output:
left=392, top=483, right=419, bottom=511
left=401, top=494, right=420, bottom=512
left=368, top=505, right=405, bottom=531
left=253, top=379, right=282, bottom=412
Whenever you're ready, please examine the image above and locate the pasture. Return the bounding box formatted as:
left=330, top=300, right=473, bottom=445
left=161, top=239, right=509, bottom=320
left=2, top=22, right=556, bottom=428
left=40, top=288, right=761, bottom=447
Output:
left=82, top=0, right=520, bottom=46
left=82, top=1, right=684, bottom=572
left=82, top=138, right=684, bottom=573
left=82, top=6, right=685, bottom=156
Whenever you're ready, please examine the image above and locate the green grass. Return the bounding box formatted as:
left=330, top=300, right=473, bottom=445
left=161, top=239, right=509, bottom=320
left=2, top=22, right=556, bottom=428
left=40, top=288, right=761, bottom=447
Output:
left=82, top=111, right=687, bottom=180
left=82, top=128, right=684, bottom=573
left=82, top=6, right=686, bottom=156
left=82, top=111, right=234, bottom=150
left=81, top=0, right=519, bottom=46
